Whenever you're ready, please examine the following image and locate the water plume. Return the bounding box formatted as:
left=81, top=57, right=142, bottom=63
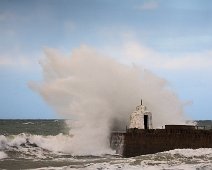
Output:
left=30, top=45, right=186, bottom=155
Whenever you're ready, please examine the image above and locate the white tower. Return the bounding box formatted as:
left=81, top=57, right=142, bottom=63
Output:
left=129, top=100, right=153, bottom=129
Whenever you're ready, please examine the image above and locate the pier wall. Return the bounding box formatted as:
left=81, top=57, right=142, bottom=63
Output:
left=111, top=129, right=212, bottom=157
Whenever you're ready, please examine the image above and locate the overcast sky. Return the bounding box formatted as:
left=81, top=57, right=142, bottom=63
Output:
left=0, top=0, right=212, bottom=119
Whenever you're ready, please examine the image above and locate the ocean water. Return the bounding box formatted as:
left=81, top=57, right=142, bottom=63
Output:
left=0, top=120, right=212, bottom=170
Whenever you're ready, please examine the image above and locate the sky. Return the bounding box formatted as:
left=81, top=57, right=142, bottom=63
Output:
left=0, top=0, right=212, bottom=119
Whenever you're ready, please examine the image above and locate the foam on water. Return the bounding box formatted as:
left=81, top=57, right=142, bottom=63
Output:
left=1, top=133, right=212, bottom=169
left=62, top=148, right=212, bottom=170
left=0, top=133, right=113, bottom=158
left=68, top=148, right=212, bottom=170
left=23, top=122, right=34, bottom=125
left=0, top=151, right=7, bottom=159
left=80, top=162, right=212, bottom=170
left=164, top=148, right=212, bottom=157
left=0, top=134, right=66, bottom=151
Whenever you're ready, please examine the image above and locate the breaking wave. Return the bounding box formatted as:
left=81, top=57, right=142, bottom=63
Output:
left=1, top=133, right=212, bottom=169
left=0, top=151, right=7, bottom=160
left=30, top=46, right=187, bottom=155
left=0, top=133, right=113, bottom=158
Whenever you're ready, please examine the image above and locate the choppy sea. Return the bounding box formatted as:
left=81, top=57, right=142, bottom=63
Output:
left=0, top=119, right=212, bottom=170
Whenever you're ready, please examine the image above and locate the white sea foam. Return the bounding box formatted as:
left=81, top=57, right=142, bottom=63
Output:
left=1, top=135, right=212, bottom=170
left=66, top=162, right=212, bottom=170
left=76, top=149, right=212, bottom=170
left=164, top=148, right=212, bottom=157
left=0, top=133, right=113, bottom=156
left=1, top=133, right=212, bottom=158
left=0, top=151, right=7, bottom=159
left=23, top=122, right=34, bottom=125
left=0, top=135, right=7, bottom=149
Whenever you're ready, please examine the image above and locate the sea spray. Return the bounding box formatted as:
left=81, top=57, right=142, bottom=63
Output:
left=30, top=45, right=186, bottom=155
left=0, top=151, right=7, bottom=160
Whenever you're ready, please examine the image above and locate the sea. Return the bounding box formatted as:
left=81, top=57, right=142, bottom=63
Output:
left=0, top=119, right=212, bottom=170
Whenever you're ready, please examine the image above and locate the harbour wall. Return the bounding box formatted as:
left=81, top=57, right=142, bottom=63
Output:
left=110, top=128, right=212, bottom=157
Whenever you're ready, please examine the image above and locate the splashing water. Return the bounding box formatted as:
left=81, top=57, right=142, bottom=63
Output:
left=30, top=45, right=186, bottom=155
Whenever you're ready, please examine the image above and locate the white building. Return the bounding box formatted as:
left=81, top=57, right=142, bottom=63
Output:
left=129, top=100, right=153, bottom=129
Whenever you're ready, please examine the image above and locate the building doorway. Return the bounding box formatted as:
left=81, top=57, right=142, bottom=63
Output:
left=144, top=115, right=148, bottom=129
